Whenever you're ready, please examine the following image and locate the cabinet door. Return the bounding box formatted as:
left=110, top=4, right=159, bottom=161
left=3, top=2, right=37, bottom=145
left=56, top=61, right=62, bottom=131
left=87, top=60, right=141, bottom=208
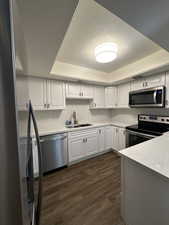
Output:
left=28, top=77, right=46, bottom=110
left=105, top=87, right=117, bottom=108
left=145, top=73, right=165, bottom=88
left=112, top=126, right=119, bottom=151
left=16, top=76, right=29, bottom=111
left=81, top=84, right=93, bottom=99
left=98, top=128, right=105, bottom=152
left=85, top=134, right=98, bottom=156
left=47, top=80, right=65, bottom=110
left=104, top=126, right=113, bottom=149
left=117, top=82, right=130, bottom=108
left=92, top=86, right=105, bottom=108
left=66, top=83, right=81, bottom=98
left=131, top=78, right=145, bottom=91
left=68, top=137, right=85, bottom=162
left=118, top=128, right=126, bottom=151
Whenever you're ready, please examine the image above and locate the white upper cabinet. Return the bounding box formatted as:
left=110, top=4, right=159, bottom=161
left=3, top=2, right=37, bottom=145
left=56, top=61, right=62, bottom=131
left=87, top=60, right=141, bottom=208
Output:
left=145, top=73, right=165, bottom=88
left=91, top=86, right=105, bottom=108
left=17, top=76, right=65, bottom=111
left=66, top=83, right=81, bottom=98
left=105, top=87, right=117, bottom=108
left=81, top=84, right=93, bottom=99
left=16, top=76, right=29, bottom=111
left=131, top=73, right=165, bottom=91
left=66, top=83, right=93, bottom=99
left=131, top=78, right=146, bottom=91
left=28, top=77, right=46, bottom=110
left=117, top=82, right=130, bottom=108
left=47, top=80, right=65, bottom=110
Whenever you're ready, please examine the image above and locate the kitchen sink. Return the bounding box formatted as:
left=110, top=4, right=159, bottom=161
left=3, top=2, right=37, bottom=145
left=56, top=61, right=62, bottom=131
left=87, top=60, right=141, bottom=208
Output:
left=67, top=123, right=92, bottom=128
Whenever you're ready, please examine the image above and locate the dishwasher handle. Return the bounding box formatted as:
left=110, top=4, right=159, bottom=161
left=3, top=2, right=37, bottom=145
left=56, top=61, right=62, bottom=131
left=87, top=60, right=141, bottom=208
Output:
left=40, top=135, right=67, bottom=143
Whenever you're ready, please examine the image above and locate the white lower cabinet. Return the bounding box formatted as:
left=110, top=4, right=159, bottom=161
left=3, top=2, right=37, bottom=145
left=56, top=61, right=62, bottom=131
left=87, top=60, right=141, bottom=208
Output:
left=104, top=126, right=113, bottom=149
left=97, top=127, right=105, bottom=152
left=112, top=126, right=126, bottom=151
left=68, top=137, right=86, bottom=162
left=68, top=129, right=98, bottom=163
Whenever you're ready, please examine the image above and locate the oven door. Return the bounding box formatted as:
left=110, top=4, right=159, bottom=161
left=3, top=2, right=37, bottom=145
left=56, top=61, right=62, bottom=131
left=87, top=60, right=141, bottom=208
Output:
left=126, top=130, right=156, bottom=147
left=129, top=86, right=165, bottom=108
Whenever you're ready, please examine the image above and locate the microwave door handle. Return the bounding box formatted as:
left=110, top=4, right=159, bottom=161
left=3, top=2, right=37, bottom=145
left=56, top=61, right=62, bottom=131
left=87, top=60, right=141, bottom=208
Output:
left=153, top=91, right=157, bottom=104
left=29, top=101, right=43, bottom=225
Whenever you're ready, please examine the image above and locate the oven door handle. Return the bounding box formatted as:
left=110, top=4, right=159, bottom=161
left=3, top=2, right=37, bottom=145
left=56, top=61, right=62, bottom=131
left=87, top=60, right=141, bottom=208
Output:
left=127, top=130, right=157, bottom=139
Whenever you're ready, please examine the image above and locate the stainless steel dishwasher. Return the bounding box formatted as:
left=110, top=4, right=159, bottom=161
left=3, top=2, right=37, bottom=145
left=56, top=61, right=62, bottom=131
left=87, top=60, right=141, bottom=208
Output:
left=40, top=133, right=68, bottom=173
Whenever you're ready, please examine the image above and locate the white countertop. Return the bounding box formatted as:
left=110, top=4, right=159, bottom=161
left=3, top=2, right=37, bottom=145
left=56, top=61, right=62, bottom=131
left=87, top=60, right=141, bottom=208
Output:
left=38, top=121, right=134, bottom=136
left=120, top=133, right=169, bottom=179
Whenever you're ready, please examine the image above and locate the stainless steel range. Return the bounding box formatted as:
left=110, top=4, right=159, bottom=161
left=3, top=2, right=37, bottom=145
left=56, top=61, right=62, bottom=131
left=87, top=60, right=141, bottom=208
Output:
left=126, top=114, right=169, bottom=147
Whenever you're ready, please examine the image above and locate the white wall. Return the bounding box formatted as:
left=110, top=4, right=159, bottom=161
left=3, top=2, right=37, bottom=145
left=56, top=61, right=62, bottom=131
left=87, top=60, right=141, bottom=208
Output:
left=19, top=99, right=112, bottom=134
left=112, top=108, right=169, bottom=124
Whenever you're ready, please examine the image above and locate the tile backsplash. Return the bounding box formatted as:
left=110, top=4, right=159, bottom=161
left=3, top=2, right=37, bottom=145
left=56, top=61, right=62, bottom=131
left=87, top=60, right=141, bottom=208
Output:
left=19, top=99, right=112, bottom=133
left=19, top=99, right=169, bottom=135
left=112, top=108, right=169, bottom=124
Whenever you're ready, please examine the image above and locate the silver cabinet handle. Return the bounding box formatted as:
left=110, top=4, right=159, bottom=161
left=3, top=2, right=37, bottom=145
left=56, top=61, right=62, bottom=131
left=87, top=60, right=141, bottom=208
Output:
left=99, top=129, right=101, bottom=134
left=47, top=103, right=50, bottom=108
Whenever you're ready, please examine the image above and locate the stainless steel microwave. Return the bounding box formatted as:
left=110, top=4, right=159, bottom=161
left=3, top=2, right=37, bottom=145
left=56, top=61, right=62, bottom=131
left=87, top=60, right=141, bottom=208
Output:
left=129, top=86, right=165, bottom=108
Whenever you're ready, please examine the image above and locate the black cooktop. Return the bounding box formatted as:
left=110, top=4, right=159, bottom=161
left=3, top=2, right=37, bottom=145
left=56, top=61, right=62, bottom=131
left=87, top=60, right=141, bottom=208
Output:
left=126, top=114, right=169, bottom=136
left=126, top=124, right=164, bottom=136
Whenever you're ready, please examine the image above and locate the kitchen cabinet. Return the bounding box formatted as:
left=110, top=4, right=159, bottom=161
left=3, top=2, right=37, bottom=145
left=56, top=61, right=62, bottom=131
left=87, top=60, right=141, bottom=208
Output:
left=16, top=76, right=29, bottom=111
left=97, top=127, right=105, bottom=152
left=105, top=87, right=117, bottom=108
left=66, top=83, right=93, bottom=99
left=118, top=127, right=126, bottom=150
left=131, top=78, right=146, bottom=91
left=112, top=126, right=119, bottom=150
left=85, top=133, right=98, bottom=156
left=104, top=126, right=113, bottom=149
left=131, top=73, right=165, bottom=91
left=28, top=77, right=46, bottom=110
left=81, top=84, right=93, bottom=99
left=46, top=80, right=65, bottom=110
left=112, top=125, right=126, bottom=151
left=68, top=137, right=86, bottom=162
left=17, top=76, right=65, bottom=111
left=117, top=82, right=130, bottom=108
left=68, top=129, right=98, bottom=163
left=90, top=86, right=105, bottom=108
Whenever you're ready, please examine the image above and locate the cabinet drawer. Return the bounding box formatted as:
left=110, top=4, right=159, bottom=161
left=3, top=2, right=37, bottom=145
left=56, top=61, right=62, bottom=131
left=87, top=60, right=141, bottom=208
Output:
left=68, top=128, right=97, bottom=139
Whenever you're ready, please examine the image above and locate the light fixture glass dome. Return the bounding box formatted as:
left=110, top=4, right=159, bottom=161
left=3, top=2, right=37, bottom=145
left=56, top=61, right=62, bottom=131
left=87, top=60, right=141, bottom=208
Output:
left=95, top=42, right=118, bottom=63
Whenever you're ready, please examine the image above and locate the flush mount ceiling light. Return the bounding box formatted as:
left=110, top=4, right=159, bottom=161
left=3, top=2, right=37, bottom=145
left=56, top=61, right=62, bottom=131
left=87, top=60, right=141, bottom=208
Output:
left=95, top=42, right=118, bottom=63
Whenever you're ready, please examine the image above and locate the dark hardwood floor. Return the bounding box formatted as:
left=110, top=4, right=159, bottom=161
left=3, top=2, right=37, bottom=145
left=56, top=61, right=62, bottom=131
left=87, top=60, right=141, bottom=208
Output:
left=40, top=152, right=125, bottom=225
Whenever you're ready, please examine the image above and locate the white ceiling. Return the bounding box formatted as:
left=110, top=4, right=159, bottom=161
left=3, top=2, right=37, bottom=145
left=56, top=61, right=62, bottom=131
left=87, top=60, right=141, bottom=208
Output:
left=56, top=0, right=161, bottom=73
left=13, top=0, right=79, bottom=75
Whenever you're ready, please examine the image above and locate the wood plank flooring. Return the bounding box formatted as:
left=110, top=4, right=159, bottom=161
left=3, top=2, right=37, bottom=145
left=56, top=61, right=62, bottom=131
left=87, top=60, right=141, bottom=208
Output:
left=40, top=152, right=125, bottom=225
